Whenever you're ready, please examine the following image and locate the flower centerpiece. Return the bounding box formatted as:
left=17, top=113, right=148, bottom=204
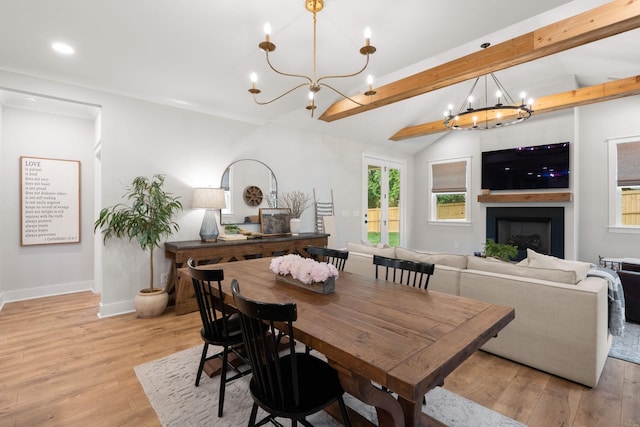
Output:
left=270, top=254, right=338, bottom=294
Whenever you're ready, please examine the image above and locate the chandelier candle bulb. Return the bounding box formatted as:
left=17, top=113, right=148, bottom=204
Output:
left=364, top=74, right=376, bottom=96
left=364, top=26, right=371, bottom=46
left=264, top=22, right=271, bottom=42
left=248, top=73, right=261, bottom=94
left=306, top=91, right=316, bottom=112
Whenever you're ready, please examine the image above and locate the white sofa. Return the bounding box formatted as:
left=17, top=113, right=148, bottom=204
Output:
left=343, top=243, right=612, bottom=388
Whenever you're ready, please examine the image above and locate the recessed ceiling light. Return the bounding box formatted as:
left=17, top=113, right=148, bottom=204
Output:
left=52, top=42, right=75, bottom=55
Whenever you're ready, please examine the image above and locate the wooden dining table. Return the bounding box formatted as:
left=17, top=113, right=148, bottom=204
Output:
left=183, top=257, right=515, bottom=427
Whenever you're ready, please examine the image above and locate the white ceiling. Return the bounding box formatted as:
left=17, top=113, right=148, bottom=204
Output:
left=0, top=0, right=638, bottom=154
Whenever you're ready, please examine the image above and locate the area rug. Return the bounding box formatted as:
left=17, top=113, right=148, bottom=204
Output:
left=609, top=321, right=640, bottom=364
left=135, top=345, right=526, bottom=427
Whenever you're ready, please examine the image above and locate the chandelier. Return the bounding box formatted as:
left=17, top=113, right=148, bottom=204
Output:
left=444, top=43, right=534, bottom=130
left=248, top=0, right=377, bottom=117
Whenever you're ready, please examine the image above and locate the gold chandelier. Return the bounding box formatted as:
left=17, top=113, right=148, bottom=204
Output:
left=444, top=43, right=534, bottom=130
left=248, top=0, right=377, bottom=117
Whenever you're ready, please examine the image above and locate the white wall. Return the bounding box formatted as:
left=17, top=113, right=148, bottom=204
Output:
left=0, top=106, right=96, bottom=303
left=577, top=96, right=640, bottom=263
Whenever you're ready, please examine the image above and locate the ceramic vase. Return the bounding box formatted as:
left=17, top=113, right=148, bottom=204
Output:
left=290, top=218, right=301, bottom=235
left=134, top=288, right=169, bottom=318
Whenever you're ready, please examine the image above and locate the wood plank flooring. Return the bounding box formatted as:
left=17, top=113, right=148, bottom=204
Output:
left=1, top=291, right=638, bottom=426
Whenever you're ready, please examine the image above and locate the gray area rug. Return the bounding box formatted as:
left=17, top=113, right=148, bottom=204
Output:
left=609, top=321, right=640, bottom=364
left=135, top=345, right=526, bottom=427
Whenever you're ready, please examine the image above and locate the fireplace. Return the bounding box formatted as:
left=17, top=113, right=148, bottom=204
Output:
left=486, top=207, right=564, bottom=260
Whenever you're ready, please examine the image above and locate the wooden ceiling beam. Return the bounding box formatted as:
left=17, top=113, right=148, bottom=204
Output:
left=389, top=75, right=640, bottom=141
left=318, top=0, right=640, bottom=122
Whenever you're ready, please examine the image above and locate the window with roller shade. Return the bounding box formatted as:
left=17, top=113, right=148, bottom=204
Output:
left=430, top=158, right=470, bottom=221
left=608, top=136, right=640, bottom=228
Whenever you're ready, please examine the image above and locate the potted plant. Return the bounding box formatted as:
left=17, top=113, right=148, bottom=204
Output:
left=483, top=238, right=518, bottom=262
left=94, top=174, right=183, bottom=318
left=278, top=190, right=312, bottom=235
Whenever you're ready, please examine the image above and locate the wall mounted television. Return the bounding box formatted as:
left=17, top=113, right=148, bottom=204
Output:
left=481, top=142, right=570, bottom=190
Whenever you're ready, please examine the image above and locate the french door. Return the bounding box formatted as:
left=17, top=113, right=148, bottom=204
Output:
left=362, top=155, right=405, bottom=247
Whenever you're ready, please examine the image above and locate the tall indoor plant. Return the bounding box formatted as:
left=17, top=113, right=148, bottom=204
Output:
left=94, top=174, right=183, bottom=317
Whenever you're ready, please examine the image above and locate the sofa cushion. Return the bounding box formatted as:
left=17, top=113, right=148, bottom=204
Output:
left=466, top=255, right=577, bottom=285
left=346, top=242, right=396, bottom=258
left=526, top=249, right=591, bottom=283
left=395, top=247, right=468, bottom=270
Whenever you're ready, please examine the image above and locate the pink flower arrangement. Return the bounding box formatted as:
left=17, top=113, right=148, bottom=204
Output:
left=270, top=254, right=339, bottom=284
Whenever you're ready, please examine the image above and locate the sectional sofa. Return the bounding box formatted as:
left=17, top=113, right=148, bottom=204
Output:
left=342, top=243, right=612, bottom=388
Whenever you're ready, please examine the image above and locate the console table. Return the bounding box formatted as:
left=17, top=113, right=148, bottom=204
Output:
left=164, top=233, right=328, bottom=314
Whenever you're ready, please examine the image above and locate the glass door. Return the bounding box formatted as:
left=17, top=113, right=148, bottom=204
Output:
left=363, top=156, right=404, bottom=247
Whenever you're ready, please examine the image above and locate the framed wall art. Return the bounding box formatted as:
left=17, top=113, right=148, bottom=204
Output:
left=20, top=156, right=81, bottom=245
left=259, top=208, right=291, bottom=236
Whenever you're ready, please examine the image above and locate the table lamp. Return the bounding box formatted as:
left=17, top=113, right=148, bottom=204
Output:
left=192, top=187, right=226, bottom=242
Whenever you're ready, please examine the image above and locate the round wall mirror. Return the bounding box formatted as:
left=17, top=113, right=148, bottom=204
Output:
left=220, top=159, right=277, bottom=225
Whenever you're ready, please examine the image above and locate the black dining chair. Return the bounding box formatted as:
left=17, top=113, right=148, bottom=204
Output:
left=188, top=258, right=250, bottom=418
left=231, top=280, right=352, bottom=427
left=373, top=255, right=435, bottom=289
left=306, top=246, right=349, bottom=271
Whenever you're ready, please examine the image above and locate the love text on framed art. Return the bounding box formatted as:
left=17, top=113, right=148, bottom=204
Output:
left=20, top=156, right=81, bottom=245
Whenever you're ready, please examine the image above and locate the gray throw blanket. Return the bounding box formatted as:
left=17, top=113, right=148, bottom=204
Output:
left=588, top=267, right=625, bottom=336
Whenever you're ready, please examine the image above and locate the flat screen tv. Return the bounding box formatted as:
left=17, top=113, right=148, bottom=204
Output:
left=481, top=142, right=570, bottom=190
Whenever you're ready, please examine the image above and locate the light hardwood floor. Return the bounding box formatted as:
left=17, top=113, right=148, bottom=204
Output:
left=1, top=291, right=638, bottom=426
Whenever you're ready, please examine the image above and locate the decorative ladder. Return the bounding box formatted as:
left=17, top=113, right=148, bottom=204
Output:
left=314, top=189, right=334, bottom=233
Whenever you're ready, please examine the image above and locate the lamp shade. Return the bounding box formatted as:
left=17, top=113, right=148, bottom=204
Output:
left=192, top=188, right=226, bottom=209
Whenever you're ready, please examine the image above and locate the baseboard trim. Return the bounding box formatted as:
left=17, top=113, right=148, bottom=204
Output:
left=0, top=282, right=137, bottom=319
left=0, top=280, right=94, bottom=313
left=98, top=300, right=135, bottom=318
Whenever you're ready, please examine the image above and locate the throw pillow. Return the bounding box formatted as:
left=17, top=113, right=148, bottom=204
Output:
left=395, top=247, right=468, bottom=270
left=526, top=249, right=591, bottom=282
left=346, top=242, right=396, bottom=258
left=466, top=255, right=577, bottom=284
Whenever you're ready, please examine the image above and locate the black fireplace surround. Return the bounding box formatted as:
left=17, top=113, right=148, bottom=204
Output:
left=486, top=207, right=565, bottom=261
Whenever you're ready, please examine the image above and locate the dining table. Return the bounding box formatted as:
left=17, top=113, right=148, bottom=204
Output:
left=182, top=257, right=515, bottom=427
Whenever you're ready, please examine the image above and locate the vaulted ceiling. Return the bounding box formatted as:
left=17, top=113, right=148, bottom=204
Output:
left=0, top=0, right=638, bottom=154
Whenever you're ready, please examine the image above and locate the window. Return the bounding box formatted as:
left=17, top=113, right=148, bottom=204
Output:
left=608, top=136, right=640, bottom=229
left=430, top=158, right=470, bottom=222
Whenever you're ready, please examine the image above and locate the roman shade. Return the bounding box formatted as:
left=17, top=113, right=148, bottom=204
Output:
left=432, top=160, right=467, bottom=193
left=617, top=141, right=640, bottom=186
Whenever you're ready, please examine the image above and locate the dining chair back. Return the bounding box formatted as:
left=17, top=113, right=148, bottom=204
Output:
left=373, top=254, right=435, bottom=289
left=231, top=280, right=351, bottom=427
left=306, top=246, right=349, bottom=271
left=188, top=258, right=250, bottom=418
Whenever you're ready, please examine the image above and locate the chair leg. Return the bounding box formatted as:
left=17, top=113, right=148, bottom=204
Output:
left=218, top=346, right=230, bottom=417
left=337, top=396, right=352, bottom=427
left=248, top=402, right=259, bottom=426
left=195, top=343, right=208, bottom=387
